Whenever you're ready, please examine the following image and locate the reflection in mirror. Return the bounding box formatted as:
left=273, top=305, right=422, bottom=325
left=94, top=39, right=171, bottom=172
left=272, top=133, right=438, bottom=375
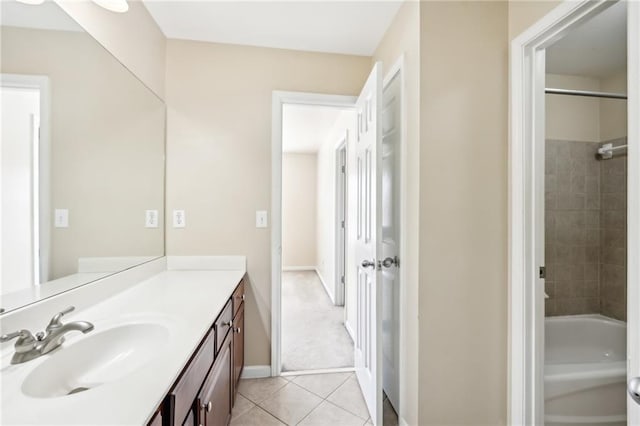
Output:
left=0, top=1, right=165, bottom=314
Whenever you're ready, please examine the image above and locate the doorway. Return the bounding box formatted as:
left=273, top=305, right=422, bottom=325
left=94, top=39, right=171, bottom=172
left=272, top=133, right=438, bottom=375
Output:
left=508, top=2, right=640, bottom=424
left=1, top=74, right=50, bottom=294
left=272, top=60, right=406, bottom=425
left=279, top=101, right=356, bottom=373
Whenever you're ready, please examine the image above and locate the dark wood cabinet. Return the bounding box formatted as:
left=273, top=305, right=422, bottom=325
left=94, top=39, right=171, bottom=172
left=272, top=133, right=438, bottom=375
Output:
left=197, top=333, right=233, bottom=426
left=232, top=303, right=244, bottom=399
left=149, top=410, right=162, bottom=426
left=154, top=276, right=246, bottom=426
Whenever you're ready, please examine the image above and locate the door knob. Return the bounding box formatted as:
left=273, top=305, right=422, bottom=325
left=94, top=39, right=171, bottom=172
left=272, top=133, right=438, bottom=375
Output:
left=361, top=260, right=375, bottom=269
left=202, top=400, right=212, bottom=412
left=381, top=256, right=399, bottom=268
left=629, top=377, right=640, bottom=405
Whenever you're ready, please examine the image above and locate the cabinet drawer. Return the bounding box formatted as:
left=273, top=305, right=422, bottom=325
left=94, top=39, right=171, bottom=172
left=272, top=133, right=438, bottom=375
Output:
left=215, top=300, right=233, bottom=355
left=198, top=333, right=232, bottom=426
left=232, top=278, right=245, bottom=317
left=167, top=329, right=215, bottom=425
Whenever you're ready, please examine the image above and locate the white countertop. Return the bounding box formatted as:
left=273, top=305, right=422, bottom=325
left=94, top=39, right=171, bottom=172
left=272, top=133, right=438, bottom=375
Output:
left=1, top=265, right=245, bottom=425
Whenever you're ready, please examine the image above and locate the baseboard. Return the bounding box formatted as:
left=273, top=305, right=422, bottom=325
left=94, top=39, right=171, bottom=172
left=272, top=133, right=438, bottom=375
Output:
left=240, top=365, right=271, bottom=379
left=282, top=266, right=315, bottom=271
left=345, top=319, right=355, bottom=342
left=315, top=268, right=335, bottom=304
left=282, top=367, right=354, bottom=376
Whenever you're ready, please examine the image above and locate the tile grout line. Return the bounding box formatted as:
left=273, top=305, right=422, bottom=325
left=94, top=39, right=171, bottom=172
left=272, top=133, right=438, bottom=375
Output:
left=290, top=371, right=353, bottom=400
left=322, top=374, right=369, bottom=421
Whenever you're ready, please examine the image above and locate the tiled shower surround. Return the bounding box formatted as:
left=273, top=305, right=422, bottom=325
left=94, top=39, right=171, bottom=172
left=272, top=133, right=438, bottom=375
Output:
left=545, top=138, right=627, bottom=321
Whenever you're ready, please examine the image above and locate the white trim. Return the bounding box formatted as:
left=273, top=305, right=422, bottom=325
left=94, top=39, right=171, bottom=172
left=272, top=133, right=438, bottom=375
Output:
left=1, top=74, right=51, bottom=285
left=345, top=319, right=355, bottom=342
left=627, top=2, right=640, bottom=424
left=314, top=267, right=335, bottom=304
left=240, top=365, right=272, bottom=380
left=382, top=54, right=407, bottom=425
left=281, top=266, right=316, bottom=272
left=272, top=91, right=357, bottom=377
left=508, top=2, right=627, bottom=425
left=334, top=135, right=348, bottom=307
left=281, top=367, right=355, bottom=377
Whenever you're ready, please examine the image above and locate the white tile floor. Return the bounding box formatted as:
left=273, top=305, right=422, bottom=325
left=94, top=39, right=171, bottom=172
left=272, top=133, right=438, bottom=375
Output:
left=233, top=372, right=399, bottom=426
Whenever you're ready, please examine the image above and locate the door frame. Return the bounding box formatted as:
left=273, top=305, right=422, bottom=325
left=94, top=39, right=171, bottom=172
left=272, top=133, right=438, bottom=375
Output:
left=1, top=73, right=51, bottom=285
left=271, top=91, right=356, bottom=376
left=334, top=136, right=348, bottom=307
left=381, top=55, right=406, bottom=418
left=508, top=1, right=640, bottom=424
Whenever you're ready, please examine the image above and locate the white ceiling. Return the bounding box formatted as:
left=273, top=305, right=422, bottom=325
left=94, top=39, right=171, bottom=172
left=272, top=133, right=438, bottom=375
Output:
left=142, top=0, right=403, bottom=56
left=546, top=1, right=626, bottom=78
left=0, top=1, right=81, bottom=32
left=283, top=104, right=345, bottom=153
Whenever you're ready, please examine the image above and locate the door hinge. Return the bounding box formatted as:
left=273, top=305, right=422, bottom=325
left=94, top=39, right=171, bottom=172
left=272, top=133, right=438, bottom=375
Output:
left=341, top=220, right=345, bottom=228
left=539, top=266, right=546, bottom=279
left=341, top=165, right=345, bottom=173
left=341, top=276, right=345, bottom=284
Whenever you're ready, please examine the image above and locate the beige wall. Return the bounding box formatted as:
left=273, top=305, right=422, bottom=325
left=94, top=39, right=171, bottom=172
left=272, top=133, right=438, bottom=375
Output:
left=165, top=39, right=371, bottom=366
left=371, top=1, right=420, bottom=424
left=282, top=153, right=317, bottom=268
left=546, top=73, right=601, bottom=142
left=1, top=26, right=165, bottom=281
left=508, top=0, right=561, bottom=41
left=55, top=0, right=166, bottom=100
left=419, top=2, right=508, bottom=423
left=600, top=69, right=628, bottom=141
left=545, top=70, right=628, bottom=143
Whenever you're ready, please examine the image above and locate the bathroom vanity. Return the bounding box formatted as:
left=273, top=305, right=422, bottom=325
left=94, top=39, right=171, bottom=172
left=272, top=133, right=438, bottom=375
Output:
left=153, top=277, right=246, bottom=426
left=0, top=257, right=248, bottom=425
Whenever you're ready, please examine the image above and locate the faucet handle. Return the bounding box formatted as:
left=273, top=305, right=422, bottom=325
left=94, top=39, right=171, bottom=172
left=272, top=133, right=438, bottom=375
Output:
left=46, top=306, right=75, bottom=330
left=1, top=330, right=32, bottom=342
left=1, top=330, right=37, bottom=353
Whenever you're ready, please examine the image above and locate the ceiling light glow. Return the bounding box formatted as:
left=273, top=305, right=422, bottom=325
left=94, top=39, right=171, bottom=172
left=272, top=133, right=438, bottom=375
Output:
left=15, top=0, right=46, bottom=5
left=92, top=0, right=129, bottom=13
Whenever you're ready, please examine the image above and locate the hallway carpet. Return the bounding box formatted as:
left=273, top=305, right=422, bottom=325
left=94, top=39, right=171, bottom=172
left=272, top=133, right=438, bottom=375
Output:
left=281, top=271, right=354, bottom=371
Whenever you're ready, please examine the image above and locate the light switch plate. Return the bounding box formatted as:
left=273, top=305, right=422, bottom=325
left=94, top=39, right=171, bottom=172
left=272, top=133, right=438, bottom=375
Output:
left=173, top=210, right=186, bottom=228
left=145, top=210, right=159, bottom=228
left=256, top=210, right=268, bottom=228
left=54, top=209, right=69, bottom=228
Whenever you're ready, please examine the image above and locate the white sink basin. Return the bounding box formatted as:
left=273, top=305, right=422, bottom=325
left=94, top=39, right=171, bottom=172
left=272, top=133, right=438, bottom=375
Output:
left=22, top=323, right=169, bottom=398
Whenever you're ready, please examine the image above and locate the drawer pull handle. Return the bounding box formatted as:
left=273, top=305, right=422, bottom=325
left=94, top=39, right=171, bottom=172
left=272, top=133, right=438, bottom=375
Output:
left=234, top=327, right=241, bottom=334
left=224, top=320, right=233, bottom=327
left=202, top=400, right=212, bottom=412
left=241, top=294, right=245, bottom=301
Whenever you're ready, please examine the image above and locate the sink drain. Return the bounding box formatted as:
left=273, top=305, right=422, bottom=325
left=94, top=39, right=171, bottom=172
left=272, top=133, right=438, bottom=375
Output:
left=67, top=387, right=90, bottom=395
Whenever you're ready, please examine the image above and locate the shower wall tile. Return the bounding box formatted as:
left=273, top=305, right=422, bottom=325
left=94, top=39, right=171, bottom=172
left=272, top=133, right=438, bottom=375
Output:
left=545, top=140, right=601, bottom=316
left=600, top=137, right=627, bottom=321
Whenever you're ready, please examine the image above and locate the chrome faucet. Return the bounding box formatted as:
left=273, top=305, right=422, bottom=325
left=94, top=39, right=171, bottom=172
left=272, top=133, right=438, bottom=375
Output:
left=0, top=306, right=94, bottom=365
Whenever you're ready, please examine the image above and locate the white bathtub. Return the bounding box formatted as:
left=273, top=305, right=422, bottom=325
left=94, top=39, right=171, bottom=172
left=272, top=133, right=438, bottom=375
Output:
left=545, top=315, right=627, bottom=426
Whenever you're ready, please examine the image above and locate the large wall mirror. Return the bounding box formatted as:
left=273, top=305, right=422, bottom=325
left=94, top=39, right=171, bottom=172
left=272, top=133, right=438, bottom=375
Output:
left=0, top=1, right=165, bottom=314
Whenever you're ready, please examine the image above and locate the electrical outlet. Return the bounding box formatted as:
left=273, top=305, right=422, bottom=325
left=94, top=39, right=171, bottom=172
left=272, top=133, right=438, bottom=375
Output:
left=54, top=209, right=69, bottom=228
left=173, top=210, right=186, bottom=228
left=145, top=210, right=159, bottom=228
left=256, top=210, right=268, bottom=228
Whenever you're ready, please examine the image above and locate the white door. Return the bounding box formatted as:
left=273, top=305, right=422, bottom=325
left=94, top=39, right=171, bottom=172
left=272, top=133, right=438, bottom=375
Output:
left=381, top=70, right=401, bottom=412
left=0, top=86, right=40, bottom=293
left=354, top=62, right=382, bottom=425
